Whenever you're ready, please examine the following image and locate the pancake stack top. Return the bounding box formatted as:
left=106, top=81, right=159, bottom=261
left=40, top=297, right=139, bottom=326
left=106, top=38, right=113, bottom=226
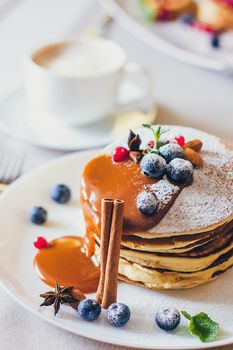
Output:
left=81, top=126, right=233, bottom=289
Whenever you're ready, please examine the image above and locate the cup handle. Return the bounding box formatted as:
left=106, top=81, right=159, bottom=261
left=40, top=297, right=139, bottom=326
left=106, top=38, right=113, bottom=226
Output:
left=116, top=62, right=153, bottom=110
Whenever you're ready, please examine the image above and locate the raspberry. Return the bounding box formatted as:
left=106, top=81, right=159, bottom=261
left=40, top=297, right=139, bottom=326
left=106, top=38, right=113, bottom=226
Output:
left=148, top=140, right=154, bottom=148
left=192, top=21, right=216, bottom=34
left=112, top=147, right=129, bottom=162
left=34, top=236, right=48, bottom=249
left=159, top=8, right=172, bottom=21
left=175, top=135, right=185, bottom=147
left=219, top=0, right=233, bottom=7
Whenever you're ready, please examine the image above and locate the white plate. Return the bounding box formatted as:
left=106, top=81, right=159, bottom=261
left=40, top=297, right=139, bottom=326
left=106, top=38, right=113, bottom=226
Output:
left=0, top=150, right=233, bottom=349
left=99, top=0, right=233, bottom=74
left=0, top=81, right=148, bottom=151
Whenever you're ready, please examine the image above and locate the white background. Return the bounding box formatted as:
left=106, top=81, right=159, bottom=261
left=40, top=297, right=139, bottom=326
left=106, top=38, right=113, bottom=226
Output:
left=0, top=0, right=232, bottom=349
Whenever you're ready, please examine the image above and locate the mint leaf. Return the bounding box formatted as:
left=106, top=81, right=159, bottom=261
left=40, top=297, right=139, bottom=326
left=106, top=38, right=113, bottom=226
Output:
left=139, top=0, right=157, bottom=21
left=154, top=126, right=161, bottom=141
left=181, top=311, right=192, bottom=320
left=143, top=124, right=169, bottom=149
left=146, top=148, right=158, bottom=154
left=182, top=311, right=219, bottom=343
left=142, top=124, right=154, bottom=132
left=157, top=141, right=166, bottom=148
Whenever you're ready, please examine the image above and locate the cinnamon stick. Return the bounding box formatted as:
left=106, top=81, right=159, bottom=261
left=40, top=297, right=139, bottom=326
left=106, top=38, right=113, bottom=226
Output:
left=101, top=199, right=124, bottom=309
left=96, top=199, right=114, bottom=304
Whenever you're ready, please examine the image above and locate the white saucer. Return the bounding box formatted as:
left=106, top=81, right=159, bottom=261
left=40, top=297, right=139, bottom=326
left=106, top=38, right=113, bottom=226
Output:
left=0, top=82, right=150, bottom=151
left=1, top=150, right=233, bottom=349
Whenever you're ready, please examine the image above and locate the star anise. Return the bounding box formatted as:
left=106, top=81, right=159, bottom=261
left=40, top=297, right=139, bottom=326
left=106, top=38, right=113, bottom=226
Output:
left=40, top=280, right=85, bottom=316
left=128, top=129, right=142, bottom=151
left=128, top=130, right=144, bottom=163
left=129, top=151, right=144, bottom=163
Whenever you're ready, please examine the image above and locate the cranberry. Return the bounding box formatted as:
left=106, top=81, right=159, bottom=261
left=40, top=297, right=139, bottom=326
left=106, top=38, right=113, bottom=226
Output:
left=219, top=0, right=233, bottom=7
left=175, top=135, right=185, bottom=147
left=192, top=21, right=216, bottom=34
left=34, top=236, right=48, bottom=249
left=159, top=8, right=172, bottom=21
left=112, top=147, right=129, bottom=162
left=148, top=140, right=154, bottom=148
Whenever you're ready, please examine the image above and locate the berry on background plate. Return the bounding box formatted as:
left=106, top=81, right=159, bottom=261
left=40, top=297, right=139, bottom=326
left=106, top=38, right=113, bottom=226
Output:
left=51, top=184, right=71, bottom=204
left=29, top=206, right=47, bottom=225
left=155, top=308, right=181, bottom=331
left=107, top=303, right=131, bottom=327
left=34, top=236, right=48, bottom=249
left=77, top=299, right=101, bottom=321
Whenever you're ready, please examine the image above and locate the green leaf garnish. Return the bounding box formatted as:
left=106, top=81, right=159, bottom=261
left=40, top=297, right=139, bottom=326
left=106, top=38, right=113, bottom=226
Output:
left=139, top=0, right=158, bottom=21
left=142, top=124, right=169, bottom=150
left=181, top=311, right=219, bottom=343
left=142, top=124, right=154, bottom=132
left=146, top=148, right=158, bottom=154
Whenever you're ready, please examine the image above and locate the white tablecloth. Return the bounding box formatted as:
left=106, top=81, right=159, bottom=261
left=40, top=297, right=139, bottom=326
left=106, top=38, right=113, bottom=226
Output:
left=0, top=1, right=233, bottom=349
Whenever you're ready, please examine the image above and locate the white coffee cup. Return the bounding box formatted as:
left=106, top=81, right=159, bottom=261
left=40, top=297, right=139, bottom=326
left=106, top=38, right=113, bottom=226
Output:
left=24, top=37, right=152, bottom=126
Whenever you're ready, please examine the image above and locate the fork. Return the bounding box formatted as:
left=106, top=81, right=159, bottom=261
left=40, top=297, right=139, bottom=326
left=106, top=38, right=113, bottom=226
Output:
left=0, top=145, right=26, bottom=191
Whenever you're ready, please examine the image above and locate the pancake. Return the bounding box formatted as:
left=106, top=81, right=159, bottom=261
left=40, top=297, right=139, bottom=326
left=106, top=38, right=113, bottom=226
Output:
left=94, top=228, right=233, bottom=273
left=118, top=252, right=233, bottom=289
left=81, top=125, right=233, bottom=289
left=140, top=0, right=197, bottom=20
left=120, top=219, right=233, bottom=253
left=120, top=231, right=233, bottom=273
left=198, top=0, right=233, bottom=31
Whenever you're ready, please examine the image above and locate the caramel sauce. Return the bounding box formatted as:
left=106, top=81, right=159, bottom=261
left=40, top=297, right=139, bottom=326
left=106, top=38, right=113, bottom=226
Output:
left=34, top=236, right=100, bottom=293
left=81, top=154, right=181, bottom=236
left=83, top=232, right=96, bottom=258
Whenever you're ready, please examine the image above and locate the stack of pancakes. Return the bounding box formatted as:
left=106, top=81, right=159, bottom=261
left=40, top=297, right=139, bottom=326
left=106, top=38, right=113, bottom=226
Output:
left=81, top=126, right=233, bottom=289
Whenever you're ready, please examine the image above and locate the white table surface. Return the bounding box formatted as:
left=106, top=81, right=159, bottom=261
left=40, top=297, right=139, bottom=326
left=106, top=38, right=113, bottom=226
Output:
left=0, top=0, right=233, bottom=349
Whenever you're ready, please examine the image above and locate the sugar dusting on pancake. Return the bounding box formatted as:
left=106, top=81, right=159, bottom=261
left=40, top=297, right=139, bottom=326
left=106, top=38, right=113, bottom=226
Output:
left=146, top=127, right=233, bottom=235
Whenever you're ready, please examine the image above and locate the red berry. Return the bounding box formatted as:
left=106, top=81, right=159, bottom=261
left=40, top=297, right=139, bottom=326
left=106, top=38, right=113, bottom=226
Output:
left=175, top=135, right=185, bottom=147
left=34, top=236, right=48, bottom=249
left=166, top=140, right=170, bottom=144
left=159, top=8, right=172, bottom=21
left=192, top=21, right=216, bottom=34
left=112, top=147, right=129, bottom=162
left=219, top=0, right=233, bottom=7
left=148, top=140, right=154, bottom=148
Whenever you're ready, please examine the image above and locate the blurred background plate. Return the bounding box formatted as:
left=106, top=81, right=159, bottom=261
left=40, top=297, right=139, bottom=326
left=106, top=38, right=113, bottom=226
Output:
left=99, top=0, right=233, bottom=74
left=0, top=84, right=157, bottom=151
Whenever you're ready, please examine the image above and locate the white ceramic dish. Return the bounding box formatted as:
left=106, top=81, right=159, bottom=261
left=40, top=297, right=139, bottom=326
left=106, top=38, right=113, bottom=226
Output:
left=0, top=82, right=149, bottom=150
left=0, top=150, right=233, bottom=349
left=99, top=0, right=233, bottom=74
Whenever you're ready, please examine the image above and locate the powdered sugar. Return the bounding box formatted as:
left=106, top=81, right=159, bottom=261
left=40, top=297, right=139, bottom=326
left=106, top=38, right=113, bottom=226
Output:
left=148, top=126, right=233, bottom=234
left=149, top=179, right=180, bottom=211
left=107, top=125, right=233, bottom=234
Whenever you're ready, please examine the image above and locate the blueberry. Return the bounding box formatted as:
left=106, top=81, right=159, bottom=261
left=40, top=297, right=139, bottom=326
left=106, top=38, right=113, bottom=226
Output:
left=77, top=299, right=101, bottom=321
left=51, top=184, right=71, bottom=204
left=158, top=143, right=184, bottom=163
left=167, top=158, right=193, bottom=183
left=155, top=308, right=180, bottom=331
left=29, top=206, right=47, bottom=225
left=137, top=191, right=158, bottom=216
left=211, top=35, right=220, bottom=48
left=181, top=14, right=194, bottom=25
left=140, top=154, right=166, bottom=178
left=107, top=303, right=131, bottom=327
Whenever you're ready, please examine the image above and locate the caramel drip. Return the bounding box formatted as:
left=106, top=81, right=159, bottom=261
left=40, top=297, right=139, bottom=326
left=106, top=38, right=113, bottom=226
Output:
left=80, top=154, right=182, bottom=236
left=83, top=232, right=96, bottom=258
left=34, top=236, right=100, bottom=293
